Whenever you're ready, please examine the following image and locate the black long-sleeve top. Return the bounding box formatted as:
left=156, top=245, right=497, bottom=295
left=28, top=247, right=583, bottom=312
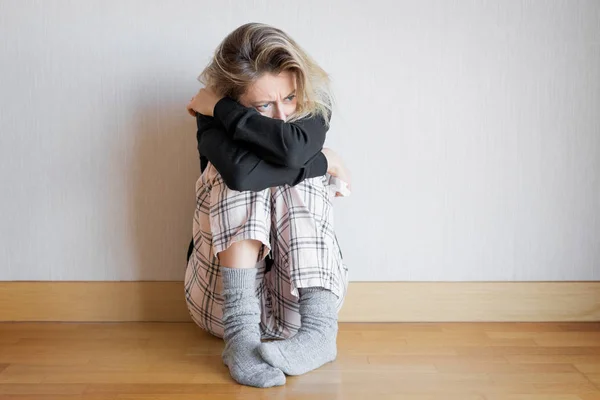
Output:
left=196, top=97, right=330, bottom=191
left=186, top=97, right=331, bottom=262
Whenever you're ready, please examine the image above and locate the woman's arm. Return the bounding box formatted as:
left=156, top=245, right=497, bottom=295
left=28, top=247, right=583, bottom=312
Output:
left=197, top=115, right=328, bottom=192
left=189, top=91, right=329, bottom=168
left=213, top=97, right=329, bottom=168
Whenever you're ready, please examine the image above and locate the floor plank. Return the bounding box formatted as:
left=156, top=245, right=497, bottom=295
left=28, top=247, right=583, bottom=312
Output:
left=0, top=322, right=598, bottom=398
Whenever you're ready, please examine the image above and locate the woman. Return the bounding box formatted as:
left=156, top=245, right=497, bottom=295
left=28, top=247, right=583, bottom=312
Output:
left=184, top=23, right=351, bottom=388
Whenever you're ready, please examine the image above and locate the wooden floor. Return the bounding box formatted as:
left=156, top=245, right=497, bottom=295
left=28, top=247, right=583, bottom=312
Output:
left=0, top=323, right=599, bottom=399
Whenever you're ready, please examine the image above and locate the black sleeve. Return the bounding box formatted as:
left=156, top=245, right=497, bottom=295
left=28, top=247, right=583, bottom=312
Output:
left=196, top=114, right=328, bottom=192
left=213, top=97, right=329, bottom=168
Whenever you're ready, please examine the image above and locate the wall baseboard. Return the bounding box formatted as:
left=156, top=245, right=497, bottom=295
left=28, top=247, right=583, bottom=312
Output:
left=0, top=281, right=598, bottom=322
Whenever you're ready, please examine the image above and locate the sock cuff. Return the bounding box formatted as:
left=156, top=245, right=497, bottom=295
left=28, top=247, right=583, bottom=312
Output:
left=298, top=287, right=339, bottom=300
left=299, top=287, right=333, bottom=294
left=221, top=267, right=257, bottom=290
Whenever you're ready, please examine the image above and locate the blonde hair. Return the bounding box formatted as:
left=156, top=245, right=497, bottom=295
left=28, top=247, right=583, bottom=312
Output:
left=198, top=23, right=333, bottom=123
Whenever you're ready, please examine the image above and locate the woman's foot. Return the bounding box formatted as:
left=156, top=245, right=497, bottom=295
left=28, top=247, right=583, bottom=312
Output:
left=259, top=287, right=338, bottom=375
left=221, top=267, right=285, bottom=387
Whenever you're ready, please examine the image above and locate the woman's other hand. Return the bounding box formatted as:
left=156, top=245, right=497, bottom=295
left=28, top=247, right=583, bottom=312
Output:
left=187, top=88, right=222, bottom=117
left=322, top=148, right=352, bottom=196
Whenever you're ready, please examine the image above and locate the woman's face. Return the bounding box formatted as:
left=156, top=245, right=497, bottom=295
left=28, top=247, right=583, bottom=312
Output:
left=239, top=70, right=297, bottom=120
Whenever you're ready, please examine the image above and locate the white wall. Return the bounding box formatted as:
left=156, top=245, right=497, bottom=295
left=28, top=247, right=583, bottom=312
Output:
left=1, top=0, right=599, bottom=281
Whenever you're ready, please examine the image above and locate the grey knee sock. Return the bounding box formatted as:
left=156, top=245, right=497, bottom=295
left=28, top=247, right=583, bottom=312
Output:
left=221, top=267, right=285, bottom=387
left=258, top=287, right=338, bottom=375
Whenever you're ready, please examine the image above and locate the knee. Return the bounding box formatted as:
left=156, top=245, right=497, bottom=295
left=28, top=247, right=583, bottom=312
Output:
left=209, top=173, right=271, bottom=226
left=214, top=169, right=271, bottom=195
left=212, top=173, right=270, bottom=209
left=276, top=177, right=329, bottom=199
left=271, top=177, right=331, bottom=222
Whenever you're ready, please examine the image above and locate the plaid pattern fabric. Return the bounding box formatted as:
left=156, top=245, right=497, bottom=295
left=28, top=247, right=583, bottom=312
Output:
left=185, top=163, right=348, bottom=340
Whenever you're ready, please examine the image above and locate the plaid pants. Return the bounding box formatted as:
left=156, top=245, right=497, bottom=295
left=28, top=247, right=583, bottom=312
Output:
left=184, top=164, right=348, bottom=340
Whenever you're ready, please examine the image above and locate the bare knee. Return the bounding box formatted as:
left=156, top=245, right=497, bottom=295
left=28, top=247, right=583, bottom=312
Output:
left=217, top=239, right=263, bottom=268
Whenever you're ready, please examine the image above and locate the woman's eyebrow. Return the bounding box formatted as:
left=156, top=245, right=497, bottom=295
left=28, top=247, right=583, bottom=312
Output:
left=252, top=91, right=296, bottom=106
left=252, top=99, right=273, bottom=106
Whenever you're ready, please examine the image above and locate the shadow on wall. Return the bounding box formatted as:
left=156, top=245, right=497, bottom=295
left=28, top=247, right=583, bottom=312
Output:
left=128, top=91, right=198, bottom=319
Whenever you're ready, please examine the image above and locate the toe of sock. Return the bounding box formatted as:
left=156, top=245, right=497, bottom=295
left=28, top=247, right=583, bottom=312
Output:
left=259, top=340, right=338, bottom=376
left=258, top=343, right=286, bottom=371
left=240, top=365, right=285, bottom=388
left=261, top=369, right=286, bottom=387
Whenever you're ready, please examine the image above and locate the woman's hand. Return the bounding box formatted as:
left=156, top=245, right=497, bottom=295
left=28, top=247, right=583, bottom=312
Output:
left=322, top=148, right=352, bottom=196
left=187, top=88, right=223, bottom=117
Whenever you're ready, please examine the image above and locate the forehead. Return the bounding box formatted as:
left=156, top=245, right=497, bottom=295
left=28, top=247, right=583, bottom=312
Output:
left=244, top=70, right=296, bottom=101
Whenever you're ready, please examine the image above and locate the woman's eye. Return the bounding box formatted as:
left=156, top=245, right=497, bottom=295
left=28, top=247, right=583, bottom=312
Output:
left=258, top=103, right=271, bottom=110
left=285, top=95, right=296, bottom=101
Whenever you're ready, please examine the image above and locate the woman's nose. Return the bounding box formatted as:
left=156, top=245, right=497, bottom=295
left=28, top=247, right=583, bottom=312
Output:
left=274, top=104, right=287, bottom=121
